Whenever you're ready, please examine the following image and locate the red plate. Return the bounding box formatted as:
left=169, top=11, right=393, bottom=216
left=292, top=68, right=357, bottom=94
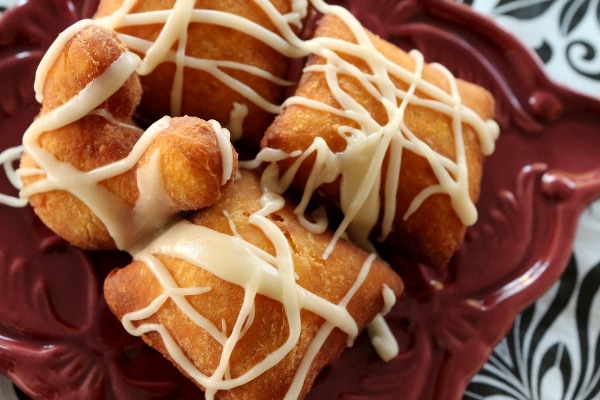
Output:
left=1, top=0, right=599, bottom=399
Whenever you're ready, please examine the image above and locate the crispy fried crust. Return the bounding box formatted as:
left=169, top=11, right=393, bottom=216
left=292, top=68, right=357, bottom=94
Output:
left=104, top=169, right=403, bottom=399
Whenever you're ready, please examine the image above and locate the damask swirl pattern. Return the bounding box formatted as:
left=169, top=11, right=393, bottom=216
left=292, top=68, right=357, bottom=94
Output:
left=466, top=203, right=600, bottom=399
left=456, top=1, right=600, bottom=398
left=459, top=0, right=600, bottom=99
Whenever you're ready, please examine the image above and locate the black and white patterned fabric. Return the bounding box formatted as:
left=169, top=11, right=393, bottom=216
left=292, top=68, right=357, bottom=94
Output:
left=465, top=203, right=600, bottom=399
left=459, top=1, right=600, bottom=399
left=458, top=0, right=600, bottom=100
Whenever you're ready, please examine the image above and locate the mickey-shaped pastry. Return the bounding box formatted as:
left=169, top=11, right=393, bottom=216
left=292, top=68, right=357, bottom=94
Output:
left=19, top=23, right=238, bottom=252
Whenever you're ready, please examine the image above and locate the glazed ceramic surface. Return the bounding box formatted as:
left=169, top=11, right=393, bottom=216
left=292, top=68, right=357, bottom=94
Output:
left=0, top=0, right=599, bottom=399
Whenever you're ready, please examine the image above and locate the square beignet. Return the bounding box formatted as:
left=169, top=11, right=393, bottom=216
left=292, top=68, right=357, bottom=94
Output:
left=261, top=13, right=498, bottom=268
left=103, top=169, right=403, bottom=399
left=95, top=0, right=307, bottom=153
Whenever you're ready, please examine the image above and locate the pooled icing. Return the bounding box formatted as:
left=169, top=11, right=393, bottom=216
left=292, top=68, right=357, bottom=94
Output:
left=0, top=0, right=501, bottom=398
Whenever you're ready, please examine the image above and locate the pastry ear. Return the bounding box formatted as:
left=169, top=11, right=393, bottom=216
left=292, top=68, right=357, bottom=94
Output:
left=138, top=116, right=238, bottom=212
left=40, top=24, right=143, bottom=119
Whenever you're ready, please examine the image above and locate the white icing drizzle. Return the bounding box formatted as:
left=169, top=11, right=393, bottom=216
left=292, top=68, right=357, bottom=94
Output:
left=207, top=119, right=234, bottom=186
left=366, top=284, right=399, bottom=361
left=0, top=146, right=27, bottom=207
left=287, top=0, right=308, bottom=29
left=226, top=102, right=249, bottom=143
left=380, top=284, right=397, bottom=316
left=367, top=314, right=398, bottom=362
left=15, top=19, right=237, bottom=252
left=34, top=19, right=96, bottom=103
left=91, top=0, right=499, bottom=250
left=20, top=112, right=179, bottom=250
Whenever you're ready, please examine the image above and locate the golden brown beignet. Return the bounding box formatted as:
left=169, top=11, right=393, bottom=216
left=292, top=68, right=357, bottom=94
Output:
left=95, top=0, right=304, bottom=153
left=261, top=13, right=497, bottom=268
left=20, top=25, right=238, bottom=250
left=104, top=169, right=403, bottom=399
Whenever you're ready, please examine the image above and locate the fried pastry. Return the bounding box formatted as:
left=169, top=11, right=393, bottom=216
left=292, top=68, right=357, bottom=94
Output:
left=260, top=13, right=500, bottom=268
left=104, top=169, right=403, bottom=400
left=94, top=0, right=308, bottom=153
left=5, top=2, right=502, bottom=399
left=19, top=23, right=238, bottom=251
